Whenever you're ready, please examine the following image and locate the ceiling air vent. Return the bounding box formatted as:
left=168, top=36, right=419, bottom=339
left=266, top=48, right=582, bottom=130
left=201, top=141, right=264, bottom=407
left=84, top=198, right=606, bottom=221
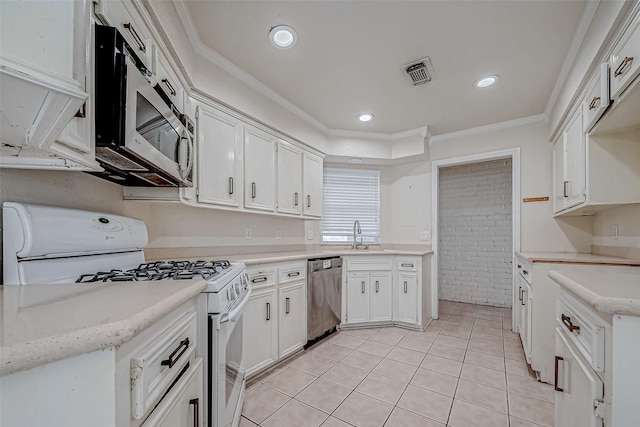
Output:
left=402, top=57, right=435, bottom=86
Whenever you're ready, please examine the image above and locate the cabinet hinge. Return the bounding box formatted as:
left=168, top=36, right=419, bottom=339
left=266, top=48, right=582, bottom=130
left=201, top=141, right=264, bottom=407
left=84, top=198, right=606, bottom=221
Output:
left=593, top=400, right=609, bottom=420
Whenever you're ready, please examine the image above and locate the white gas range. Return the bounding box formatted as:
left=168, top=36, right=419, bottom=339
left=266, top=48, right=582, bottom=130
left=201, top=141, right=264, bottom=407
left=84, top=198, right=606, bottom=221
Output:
left=2, top=202, right=249, bottom=427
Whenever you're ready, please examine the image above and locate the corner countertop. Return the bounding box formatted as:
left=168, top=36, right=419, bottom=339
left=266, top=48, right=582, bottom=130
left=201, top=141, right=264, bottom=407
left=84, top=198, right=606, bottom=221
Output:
left=231, top=247, right=434, bottom=266
left=516, top=251, right=640, bottom=266
left=548, top=268, right=640, bottom=316
left=0, top=279, right=206, bottom=376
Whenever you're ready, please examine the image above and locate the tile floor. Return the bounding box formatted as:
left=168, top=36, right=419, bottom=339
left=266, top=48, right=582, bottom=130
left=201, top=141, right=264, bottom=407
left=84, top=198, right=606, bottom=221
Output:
left=240, top=300, right=554, bottom=427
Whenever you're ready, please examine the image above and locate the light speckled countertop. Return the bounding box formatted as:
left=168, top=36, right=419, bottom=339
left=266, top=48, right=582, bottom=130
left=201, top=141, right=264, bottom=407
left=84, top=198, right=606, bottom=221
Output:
left=548, top=268, right=640, bottom=316
left=0, top=279, right=206, bottom=376
left=231, top=247, right=434, bottom=266
left=516, top=251, right=640, bottom=266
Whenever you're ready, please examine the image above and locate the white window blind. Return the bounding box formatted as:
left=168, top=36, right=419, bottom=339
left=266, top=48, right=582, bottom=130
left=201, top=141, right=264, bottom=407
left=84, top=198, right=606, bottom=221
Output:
left=321, top=168, right=380, bottom=243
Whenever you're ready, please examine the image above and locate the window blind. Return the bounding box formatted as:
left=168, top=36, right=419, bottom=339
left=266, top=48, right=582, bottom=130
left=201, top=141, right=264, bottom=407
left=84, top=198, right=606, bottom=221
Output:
left=321, top=168, right=380, bottom=243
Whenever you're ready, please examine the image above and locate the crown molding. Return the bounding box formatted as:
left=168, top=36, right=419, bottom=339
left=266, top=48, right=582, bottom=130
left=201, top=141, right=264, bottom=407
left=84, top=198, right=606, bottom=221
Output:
left=429, top=114, right=546, bottom=144
left=328, top=126, right=428, bottom=141
left=544, top=0, right=600, bottom=118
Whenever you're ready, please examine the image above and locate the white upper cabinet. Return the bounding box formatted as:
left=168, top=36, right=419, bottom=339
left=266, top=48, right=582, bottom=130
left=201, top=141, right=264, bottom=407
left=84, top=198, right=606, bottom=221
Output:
left=302, top=152, right=323, bottom=218
left=155, top=51, right=185, bottom=114
left=553, top=106, right=586, bottom=214
left=609, top=13, right=640, bottom=99
left=196, top=106, right=243, bottom=208
left=277, top=141, right=303, bottom=215
left=583, top=63, right=611, bottom=132
left=244, top=127, right=276, bottom=212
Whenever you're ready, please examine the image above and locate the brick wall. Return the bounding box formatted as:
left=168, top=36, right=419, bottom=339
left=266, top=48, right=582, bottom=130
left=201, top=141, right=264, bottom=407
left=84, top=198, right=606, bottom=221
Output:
left=438, top=158, right=513, bottom=307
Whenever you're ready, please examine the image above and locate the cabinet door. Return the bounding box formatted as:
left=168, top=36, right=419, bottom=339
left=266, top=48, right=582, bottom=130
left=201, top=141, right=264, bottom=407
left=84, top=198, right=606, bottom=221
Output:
left=242, top=288, right=277, bottom=377
left=277, top=141, right=303, bottom=215
left=397, top=273, right=418, bottom=324
left=346, top=273, right=369, bottom=323
left=197, top=107, right=243, bottom=207
left=563, top=107, right=586, bottom=209
left=141, top=357, right=203, bottom=427
left=552, top=140, right=566, bottom=214
left=244, top=127, right=276, bottom=212
left=369, top=272, right=392, bottom=322
left=303, top=152, right=323, bottom=217
left=555, top=329, right=604, bottom=427
left=278, top=282, right=307, bottom=358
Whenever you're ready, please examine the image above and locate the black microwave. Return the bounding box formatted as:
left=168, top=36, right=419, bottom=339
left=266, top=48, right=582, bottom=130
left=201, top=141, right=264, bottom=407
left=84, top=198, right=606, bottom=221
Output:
left=93, top=25, right=193, bottom=187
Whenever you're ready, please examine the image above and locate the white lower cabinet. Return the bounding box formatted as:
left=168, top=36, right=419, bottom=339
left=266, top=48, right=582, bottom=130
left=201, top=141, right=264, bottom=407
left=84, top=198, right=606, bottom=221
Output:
left=346, top=272, right=371, bottom=323
left=243, top=288, right=278, bottom=377
left=278, top=282, right=307, bottom=358
left=370, top=272, right=393, bottom=322
left=396, top=272, right=418, bottom=324
left=141, top=358, right=203, bottom=427
left=244, top=261, right=307, bottom=378
left=516, top=271, right=533, bottom=364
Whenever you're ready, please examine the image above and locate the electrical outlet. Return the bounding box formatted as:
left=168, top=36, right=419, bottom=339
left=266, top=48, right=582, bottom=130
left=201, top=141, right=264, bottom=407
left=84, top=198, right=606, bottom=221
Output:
left=420, top=231, right=431, bottom=241
left=613, top=224, right=619, bottom=240
left=276, top=229, right=282, bottom=240
left=307, top=230, right=314, bottom=240
left=245, top=227, right=252, bottom=239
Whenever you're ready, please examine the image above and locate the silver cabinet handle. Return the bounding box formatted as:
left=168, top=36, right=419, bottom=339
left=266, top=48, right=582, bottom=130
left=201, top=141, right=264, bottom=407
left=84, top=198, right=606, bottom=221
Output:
left=614, top=56, right=633, bottom=77
left=520, top=289, right=526, bottom=306
left=518, top=287, right=523, bottom=302
left=404, top=281, right=408, bottom=293
left=307, top=195, right=311, bottom=208
left=361, top=281, right=365, bottom=294
left=161, top=78, right=176, bottom=96
left=229, top=177, right=234, bottom=195
left=285, top=297, right=290, bottom=314
left=401, top=263, right=414, bottom=268
left=375, top=280, right=379, bottom=293
left=251, top=276, right=267, bottom=283
left=123, top=23, right=146, bottom=53
left=251, top=182, right=256, bottom=199
left=287, top=272, right=300, bottom=277
left=294, top=192, right=299, bottom=206
left=266, top=302, right=271, bottom=320
left=563, top=181, right=568, bottom=198
left=189, top=398, right=199, bottom=427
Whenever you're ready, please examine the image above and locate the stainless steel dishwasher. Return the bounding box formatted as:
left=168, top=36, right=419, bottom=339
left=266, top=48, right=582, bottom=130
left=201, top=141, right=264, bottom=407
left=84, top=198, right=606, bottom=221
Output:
left=307, top=256, right=343, bottom=343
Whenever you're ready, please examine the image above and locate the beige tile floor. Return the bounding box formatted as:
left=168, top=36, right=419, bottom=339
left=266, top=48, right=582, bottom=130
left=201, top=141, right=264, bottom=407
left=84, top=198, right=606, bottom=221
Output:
left=241, top=300, right=554, bottom=427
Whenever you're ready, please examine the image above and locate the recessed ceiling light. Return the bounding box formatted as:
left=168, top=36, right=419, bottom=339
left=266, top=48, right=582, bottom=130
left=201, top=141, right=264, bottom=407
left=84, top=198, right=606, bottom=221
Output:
left=357, top=113, right=374, bottom=122
left=269, top=25, right=297, bottom=49
left=475, top=75, right=499, bottom=88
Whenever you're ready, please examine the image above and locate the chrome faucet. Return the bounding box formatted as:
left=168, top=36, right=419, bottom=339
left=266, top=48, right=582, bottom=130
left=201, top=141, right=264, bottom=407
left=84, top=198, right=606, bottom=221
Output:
left=352, top=220, right=361, bottom=249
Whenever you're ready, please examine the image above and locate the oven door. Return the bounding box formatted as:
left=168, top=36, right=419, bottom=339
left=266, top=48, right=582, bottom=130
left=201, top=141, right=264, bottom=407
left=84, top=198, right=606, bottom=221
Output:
left=124, top=60, right=193, bottom=186
left=210, top=287, right=251, bottom=427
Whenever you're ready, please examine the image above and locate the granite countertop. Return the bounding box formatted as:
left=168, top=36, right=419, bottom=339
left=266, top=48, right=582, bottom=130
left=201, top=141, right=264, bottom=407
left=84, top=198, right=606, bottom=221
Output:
left=0, top=279, right=206, bottom=376
left=232, top=247, right=434, bottom=266
left=548, top=268, right=640, bottom=316
left=516, top=251, right=640, bottom=266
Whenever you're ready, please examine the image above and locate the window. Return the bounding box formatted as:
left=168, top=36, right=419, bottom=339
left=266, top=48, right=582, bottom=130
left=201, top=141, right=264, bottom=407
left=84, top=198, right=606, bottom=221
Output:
left=321, top=168, right=380, bottom=244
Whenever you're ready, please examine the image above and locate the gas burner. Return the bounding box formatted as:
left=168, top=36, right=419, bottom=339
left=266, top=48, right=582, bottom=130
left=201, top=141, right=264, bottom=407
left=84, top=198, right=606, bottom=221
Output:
left=213, top=260, right=231, bottom=269
left=76, top=260, right=228, bottom=283
left=76, top=270, right=138, bottom=283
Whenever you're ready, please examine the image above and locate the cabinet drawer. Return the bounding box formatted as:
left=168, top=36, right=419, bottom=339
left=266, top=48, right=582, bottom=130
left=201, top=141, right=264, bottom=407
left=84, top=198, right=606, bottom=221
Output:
left=397, top=258, right=419, bottom=271
left=346, top=257, right=393, bottom=271
left=279, top=263, right=306, bottom=284
left=583, top=63, right=610, bottom=131
left=248, top=266, right=277, bottom=288
left=516, top=258, right=532, bottom=285
left=95, top=0, right=154, bottom=70
left=556, top=293, right=605, bottom=372
left=610, top=14, right=640, bottom=98
left=131, top=311, right=197, bottom=420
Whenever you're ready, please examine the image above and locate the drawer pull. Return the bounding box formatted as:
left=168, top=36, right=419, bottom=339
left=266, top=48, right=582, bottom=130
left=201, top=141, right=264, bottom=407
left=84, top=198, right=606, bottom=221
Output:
left=285, top=297, right=290, bottom=314
left=563, top=180, right=569, bottom=198
left=294, top=192, right=299, bottom=206
left=161, top=78, right=177, bottom=96
left=561, top=314, right=580, bottom=334
left=522, top=270, right=528, bottom=275
left=161, top=337, right=189, bottom=368
left=517, top=264, right=522, bottom=269
left=252, top=276, right=267, bottom=283
left=266, top=302, right=271, bottom=321
left=401, top=263, right=414, bottom=268
left=307, top=195, right=311, bottom=208
left=123, top=23, right=146, bottom=53
left=228, top=177, right=234, bottom=195
left=361, top=281, right=365, bottom=294
left=189, top=398, right=199, bottom=427
left=375, top=280, right=379, bottom=293
left=588, top=96, right=601, bottom=110
left=287, top=272, right=300, bottom=277
left=554, top=356, right=564, bottom=392
left=520, top=288, right=525, bottom=305
left=404, top=281, right=408, bottom=293
left=614, top=56, right=633, bottom=77
left=251, top=182, right=256, bottom=199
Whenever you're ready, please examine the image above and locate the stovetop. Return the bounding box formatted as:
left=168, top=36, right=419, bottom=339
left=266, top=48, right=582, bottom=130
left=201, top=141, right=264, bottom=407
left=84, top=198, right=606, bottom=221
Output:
left=76, top=259, right=235, bottom=285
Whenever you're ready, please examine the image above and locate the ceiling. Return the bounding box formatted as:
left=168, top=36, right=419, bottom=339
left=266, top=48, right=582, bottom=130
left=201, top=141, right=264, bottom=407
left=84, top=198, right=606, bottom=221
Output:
left=182, top=1, right=588, bottom=137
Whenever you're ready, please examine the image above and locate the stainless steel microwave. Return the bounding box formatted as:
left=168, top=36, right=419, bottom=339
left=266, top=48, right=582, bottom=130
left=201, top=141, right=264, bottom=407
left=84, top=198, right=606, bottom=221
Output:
left=93, top=25, right=193, bottom=187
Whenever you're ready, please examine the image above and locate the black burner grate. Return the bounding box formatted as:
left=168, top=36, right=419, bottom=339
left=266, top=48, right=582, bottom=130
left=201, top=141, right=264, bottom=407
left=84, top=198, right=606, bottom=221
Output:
left=76, top=260, right=232, bottom=283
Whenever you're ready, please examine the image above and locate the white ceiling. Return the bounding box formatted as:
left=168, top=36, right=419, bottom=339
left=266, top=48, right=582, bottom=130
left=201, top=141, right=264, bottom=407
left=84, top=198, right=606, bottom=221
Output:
left=182, top=1, right=588, bottom=137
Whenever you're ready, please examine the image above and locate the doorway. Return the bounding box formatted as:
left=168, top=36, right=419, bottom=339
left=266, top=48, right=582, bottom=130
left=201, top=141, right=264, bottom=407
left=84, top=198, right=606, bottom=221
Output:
left=431, top=149, right=520, bottom=330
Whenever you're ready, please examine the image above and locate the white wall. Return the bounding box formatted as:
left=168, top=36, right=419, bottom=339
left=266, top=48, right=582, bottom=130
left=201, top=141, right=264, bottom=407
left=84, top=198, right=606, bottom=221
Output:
left=593, top=204, right=640, bottom=249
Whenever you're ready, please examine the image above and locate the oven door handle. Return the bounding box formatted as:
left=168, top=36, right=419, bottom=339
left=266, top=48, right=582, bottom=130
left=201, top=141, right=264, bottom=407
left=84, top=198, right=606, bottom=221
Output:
left=220, top=286, right=252, bottom=324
